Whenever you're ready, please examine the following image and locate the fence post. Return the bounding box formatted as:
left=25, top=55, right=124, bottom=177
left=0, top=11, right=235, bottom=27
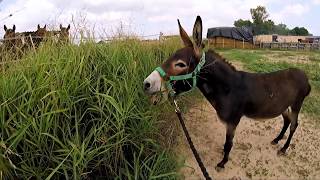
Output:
left=222, top=38, right=224, bottom=48
left=242, top=38, right=244, bottom=49
left=159, top=32, right=163, bottom=42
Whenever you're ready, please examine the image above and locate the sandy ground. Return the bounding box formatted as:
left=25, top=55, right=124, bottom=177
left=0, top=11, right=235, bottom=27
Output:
left=177, top=100, right=320, bottom=180
left=177, top=61, right=320, bottom=180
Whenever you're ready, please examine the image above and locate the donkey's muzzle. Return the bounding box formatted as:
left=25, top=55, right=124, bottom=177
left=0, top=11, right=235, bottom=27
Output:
left=144, top=81, right=151, bottom=91
left=143, top=70, right=162, bottom=95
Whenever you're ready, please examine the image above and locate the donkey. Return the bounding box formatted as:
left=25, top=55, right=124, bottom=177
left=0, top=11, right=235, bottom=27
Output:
left=3, top=25, right=29, bottom=53
left=143, top=16, right=311, bottom=169
left=59, top=24, right=71, bottom=43
left=33, top=24, right=47, bottom=47
left=3, top=25, right=18, bottom=50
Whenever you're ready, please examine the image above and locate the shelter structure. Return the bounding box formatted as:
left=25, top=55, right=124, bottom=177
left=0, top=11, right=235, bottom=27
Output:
left=207, top=27, right=254, bottom=49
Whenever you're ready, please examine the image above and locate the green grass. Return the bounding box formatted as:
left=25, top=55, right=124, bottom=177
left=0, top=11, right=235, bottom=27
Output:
left=217, top=49, right=320, bottom=118
left=0, top=38, right=183, bottom=179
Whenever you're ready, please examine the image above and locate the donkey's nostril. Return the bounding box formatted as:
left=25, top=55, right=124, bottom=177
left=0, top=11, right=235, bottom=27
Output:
left=144, top=82, right=151, bottom=90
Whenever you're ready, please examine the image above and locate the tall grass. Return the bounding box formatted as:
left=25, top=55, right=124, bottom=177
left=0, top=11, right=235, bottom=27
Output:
left=0, top=38, right=182, bottom=179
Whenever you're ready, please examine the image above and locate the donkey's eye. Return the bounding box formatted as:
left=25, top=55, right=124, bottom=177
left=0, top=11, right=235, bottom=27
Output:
left=175, top=63, right=187, bottom=68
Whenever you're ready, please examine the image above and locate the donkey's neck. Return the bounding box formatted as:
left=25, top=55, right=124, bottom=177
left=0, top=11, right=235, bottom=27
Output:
left=197, top=50, right=240, bottom=99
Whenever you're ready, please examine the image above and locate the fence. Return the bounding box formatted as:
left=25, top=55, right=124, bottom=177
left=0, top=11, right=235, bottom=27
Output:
left=207, top=37, right=255, bottom=49
left=255, top=42, right=320, bottom=51
left=2, top=33, right=320, bottom=51
left=0, top=33, right=162, bottom=43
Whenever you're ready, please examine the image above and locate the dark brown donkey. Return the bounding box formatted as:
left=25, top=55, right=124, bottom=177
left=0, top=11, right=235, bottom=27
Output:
left=143, top=16, right=311, bottom=169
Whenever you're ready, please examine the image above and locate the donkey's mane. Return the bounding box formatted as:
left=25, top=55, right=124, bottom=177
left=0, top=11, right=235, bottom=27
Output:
left=207, top=49, right=236, bottom=71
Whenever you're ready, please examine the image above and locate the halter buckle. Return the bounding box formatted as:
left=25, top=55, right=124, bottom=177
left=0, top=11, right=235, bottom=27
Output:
left=173, top=99, right=180, bottom=113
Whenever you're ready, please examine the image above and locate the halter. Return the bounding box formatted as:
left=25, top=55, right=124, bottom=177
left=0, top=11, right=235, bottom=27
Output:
left=155, top=52, right=206, bottom=97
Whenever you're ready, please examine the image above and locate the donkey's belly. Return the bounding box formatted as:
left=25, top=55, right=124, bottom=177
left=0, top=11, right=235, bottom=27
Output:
left=244, top=105, right=290, bottom=120
left=245, top=113, right=282, bottom=120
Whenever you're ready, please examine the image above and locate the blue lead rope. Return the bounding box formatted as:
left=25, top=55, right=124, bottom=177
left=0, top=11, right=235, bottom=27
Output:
left=155, top=52, right=206, bottom=97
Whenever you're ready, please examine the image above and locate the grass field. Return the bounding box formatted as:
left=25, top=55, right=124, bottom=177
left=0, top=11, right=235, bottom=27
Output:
left=0, top=38, right=319, bottom=179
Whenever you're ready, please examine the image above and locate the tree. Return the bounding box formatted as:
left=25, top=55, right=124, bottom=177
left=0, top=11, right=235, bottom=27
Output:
left=248, top=6, right=272, bottom=35
left=234, top=19, right=252, bottom=28
left=233, top=5, right=311, bottom=36
left=290, top=27, right=309, bottom=36
left=262, top=19, right=275, bottom=34
left=250, top=6, right=269, bottom=25
left=273, top=23, right=290, bottom=35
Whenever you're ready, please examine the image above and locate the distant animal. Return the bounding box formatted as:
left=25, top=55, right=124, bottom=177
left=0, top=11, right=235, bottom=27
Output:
left=59, top=24, right=70, bottom=43
left=33, top=24, right=47, bottom=47
left=3, top=24, right=26, bottom=52
left=298, top=39, right=313, bottom=43
left=3, top=25, right=17, bottom=50
left=143, top=16, right=311, bottom=169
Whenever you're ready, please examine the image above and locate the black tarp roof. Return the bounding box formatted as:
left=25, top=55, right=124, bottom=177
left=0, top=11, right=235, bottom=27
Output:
left=207, top=27, right=253, bottom=42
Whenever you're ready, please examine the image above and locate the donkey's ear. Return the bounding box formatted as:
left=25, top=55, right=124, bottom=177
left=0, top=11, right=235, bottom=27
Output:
left=44, top=25, right=47, bottom=29
left=60, top=24, right=63, bottom=29
left=4, top=25, right=7, bottom=31
left=38, top=24, right=40, bottom=29
left=178, top=19, right=193, bottom=47
left=193, top=16, right=202, bottom=48
left=13, top=25, right=16, bottom=31
left=67, top=24, right=70, bottom=31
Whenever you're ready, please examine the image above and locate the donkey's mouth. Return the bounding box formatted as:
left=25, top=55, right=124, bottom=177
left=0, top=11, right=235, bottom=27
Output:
left=150, top=94, right=161, bottom=105
left=149, top=90, right=169, bottom=105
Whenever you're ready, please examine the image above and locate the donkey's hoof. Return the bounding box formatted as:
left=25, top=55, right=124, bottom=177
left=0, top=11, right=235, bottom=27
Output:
left=215, top=162, right=225, bottom=172
left=277, top=149, right=286, bottom=156
left=271, top=140, right=278, bottom=145
left=215, top=165, right=224, bottom=172
left=230, top=176, right=242, bottom=180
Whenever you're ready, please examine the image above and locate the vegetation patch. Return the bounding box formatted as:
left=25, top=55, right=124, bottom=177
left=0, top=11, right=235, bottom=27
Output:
left=0, top=39, right=183, bottom=179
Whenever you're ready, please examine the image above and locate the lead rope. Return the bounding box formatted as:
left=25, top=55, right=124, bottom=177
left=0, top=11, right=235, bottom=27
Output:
left=173, top=99, right=213, bottom=180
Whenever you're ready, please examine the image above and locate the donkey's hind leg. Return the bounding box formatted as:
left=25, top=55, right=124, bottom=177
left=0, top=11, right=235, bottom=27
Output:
left=278, top=112, right=298, bottom=155
left=271, top=113, right=291, bottom=145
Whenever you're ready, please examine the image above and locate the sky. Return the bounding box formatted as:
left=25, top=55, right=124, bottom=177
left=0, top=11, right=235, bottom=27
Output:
left=0, top=0, right=319, bottom=40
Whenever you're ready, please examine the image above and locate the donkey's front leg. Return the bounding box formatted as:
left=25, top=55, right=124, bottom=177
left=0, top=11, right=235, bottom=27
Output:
left=216, top=119, right=240, bottom=170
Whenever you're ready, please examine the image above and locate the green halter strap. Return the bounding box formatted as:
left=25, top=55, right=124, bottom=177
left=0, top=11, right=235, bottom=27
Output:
left=155, top=52, right=206, bottom=97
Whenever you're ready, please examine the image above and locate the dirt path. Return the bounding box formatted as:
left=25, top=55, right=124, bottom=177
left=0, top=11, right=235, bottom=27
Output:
left=177, top=99, right=320, bottom=180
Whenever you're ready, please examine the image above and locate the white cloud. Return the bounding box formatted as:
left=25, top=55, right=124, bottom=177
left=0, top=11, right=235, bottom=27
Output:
left=271, top=3, right=309, bottom=23
left=313, top=0, right=320, bottom=4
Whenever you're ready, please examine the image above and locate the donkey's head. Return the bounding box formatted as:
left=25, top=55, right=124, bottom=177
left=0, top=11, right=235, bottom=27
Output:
left=36, top=24, right=47, bottom=37
left=59, top=24, right=70, bottom=42
left=3, top=25, right=16, bottom=39
left=143, top=16, right=203, bottom=104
